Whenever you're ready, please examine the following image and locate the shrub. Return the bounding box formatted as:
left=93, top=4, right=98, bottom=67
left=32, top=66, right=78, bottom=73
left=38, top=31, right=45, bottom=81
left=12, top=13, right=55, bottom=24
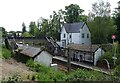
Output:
left=99, top=51, right=113, bottom=64
left=26, top=59, right=113, bottom=81
left=49, top=71, right=66, bottom=81
left=116, top=53, right=120, bottom=65
left=2, top=46, right=12, bottom=59
left=7, top=72, right=23, bottom=83
left=114, top=65, right=120, bottom=77
left=26, top=58, right=34, bottom=68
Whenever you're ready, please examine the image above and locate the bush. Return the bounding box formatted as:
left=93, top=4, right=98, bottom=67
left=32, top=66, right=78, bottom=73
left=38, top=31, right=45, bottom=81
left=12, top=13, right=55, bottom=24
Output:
left=7, top=72, right=23, bottom=83
left=99, top=51, right=113, bottom=64
left=2, top=46, right=12, bottom=59
left=22, top=32, right=33, bottom=37
left=26, top=59, right=113, bottom=81
left=26, top=58, right=34, bottom=68
left=114, top=65, right=120, bottom=77
left=116, top=53, right=120, bottom=65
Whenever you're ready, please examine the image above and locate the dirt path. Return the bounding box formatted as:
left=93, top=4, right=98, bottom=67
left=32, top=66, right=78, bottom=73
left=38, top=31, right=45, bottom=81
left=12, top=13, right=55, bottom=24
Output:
left=2, top=58, right=36, bottom=80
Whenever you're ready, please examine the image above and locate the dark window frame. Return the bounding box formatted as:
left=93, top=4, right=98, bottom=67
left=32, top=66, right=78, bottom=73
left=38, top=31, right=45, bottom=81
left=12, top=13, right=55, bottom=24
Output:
left=63, top=34, right=65, bottom=38
left=82, top=33, right=84, bottom=38
left=87, top=33, right=89, bottom=38
left=69, top=34, right=71, bottom=38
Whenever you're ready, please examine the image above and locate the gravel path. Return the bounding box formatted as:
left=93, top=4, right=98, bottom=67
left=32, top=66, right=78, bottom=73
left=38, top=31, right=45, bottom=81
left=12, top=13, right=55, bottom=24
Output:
left=2, top=58, right=35, bottom=80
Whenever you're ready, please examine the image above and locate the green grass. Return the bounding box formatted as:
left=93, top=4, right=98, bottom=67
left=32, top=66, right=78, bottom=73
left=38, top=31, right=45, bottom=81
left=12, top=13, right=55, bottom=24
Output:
left=26, top=59, right=116, bottom=81
left=2, top=45, right=11, bottom=59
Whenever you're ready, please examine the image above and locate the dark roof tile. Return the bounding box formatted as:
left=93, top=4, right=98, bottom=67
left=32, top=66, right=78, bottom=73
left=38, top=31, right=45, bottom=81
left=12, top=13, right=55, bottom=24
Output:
left=67, top=44, right=100, bottom=52
left=64, top=22, right=85, bottom=33
left=20, top=46, right=41, bottom=57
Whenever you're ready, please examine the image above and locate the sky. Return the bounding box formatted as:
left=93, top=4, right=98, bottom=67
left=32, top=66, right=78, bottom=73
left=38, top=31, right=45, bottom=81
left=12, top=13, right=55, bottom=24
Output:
left=0, top=0, right=119, bottom=32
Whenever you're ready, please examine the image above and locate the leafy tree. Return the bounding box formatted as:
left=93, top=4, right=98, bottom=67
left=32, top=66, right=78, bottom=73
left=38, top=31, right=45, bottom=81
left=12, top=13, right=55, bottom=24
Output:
left=114, top=1, right=120, bottom=43
left=89, top=0, right=111, bottom=18
left=9, top=31, right=16, bottom=37
left=0, top=27, right=7, bottom=37
left=63, top=4, right=84, bottom=23
left=40, top=19, right=49, bottom=36
left=22, top=32, right=32, bottom=37
left=29, top=22, right=39, bottom=36
left=48, top=10, right=63, bottom=39
left=88, top=0, right=115, bottom=44
left=22, top=22, right=27, bottom=33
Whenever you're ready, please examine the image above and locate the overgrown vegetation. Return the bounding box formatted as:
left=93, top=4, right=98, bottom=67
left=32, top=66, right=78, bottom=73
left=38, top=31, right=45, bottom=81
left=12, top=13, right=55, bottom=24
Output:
left=2, top=45, right=12, bottom=59
left=25, top=59, right=119, bottom=81
left=99, top=42, right=120, bottom=65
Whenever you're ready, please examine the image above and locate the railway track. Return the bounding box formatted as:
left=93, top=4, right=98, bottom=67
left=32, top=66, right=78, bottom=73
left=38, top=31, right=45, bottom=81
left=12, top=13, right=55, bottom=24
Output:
left=52, top=57, right=87, bottom=72
left=52, top=56, right=110, bottom=74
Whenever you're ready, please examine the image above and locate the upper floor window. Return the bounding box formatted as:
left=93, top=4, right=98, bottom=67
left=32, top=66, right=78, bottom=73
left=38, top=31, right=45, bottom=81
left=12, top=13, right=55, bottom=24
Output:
left=82, top=33, right=84, bottom=38
left=63, top=34, right=65, bottom=38
left=87, top=33, right=89, bottom=38
left=69, top=35, right=71, bottom=38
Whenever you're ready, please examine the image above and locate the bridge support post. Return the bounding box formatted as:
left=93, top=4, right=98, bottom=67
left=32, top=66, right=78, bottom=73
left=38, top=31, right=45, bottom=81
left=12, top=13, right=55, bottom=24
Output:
left=67, top=47, right=71, bottom=72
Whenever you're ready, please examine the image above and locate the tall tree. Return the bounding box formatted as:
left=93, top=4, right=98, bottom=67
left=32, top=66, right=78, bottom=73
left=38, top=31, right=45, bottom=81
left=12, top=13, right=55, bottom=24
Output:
left=88, top=0, right=115, bottom=44
left=48, top=10, right=63, bottom=39
left=29, top=22, right=39, bottom=36
left=0, top=27, right=7, bottom=37
left=22, top=22, right=27, bottom=33
left=41, top=19, right=49, bottom=36
left=114, top=1, right=120, bottom=43
left=63, top=4, right=84, bottom=23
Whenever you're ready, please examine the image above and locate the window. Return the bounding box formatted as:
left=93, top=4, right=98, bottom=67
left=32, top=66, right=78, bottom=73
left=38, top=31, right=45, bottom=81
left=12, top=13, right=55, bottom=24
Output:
left=62, top=41, right=65, bottom=46
left=69, top=35, right=71, bottom=38
left=82, top=33, right=84, bottom=38
left=87, top=33, right=89, bottom=38
left=63, top=34, right=65, bottom=38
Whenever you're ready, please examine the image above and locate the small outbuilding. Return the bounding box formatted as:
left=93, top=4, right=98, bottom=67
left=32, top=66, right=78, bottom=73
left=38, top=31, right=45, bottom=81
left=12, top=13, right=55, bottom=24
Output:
left=66, top=44, right=104, bottom=65
left=16, top=45, right=53, bottom=66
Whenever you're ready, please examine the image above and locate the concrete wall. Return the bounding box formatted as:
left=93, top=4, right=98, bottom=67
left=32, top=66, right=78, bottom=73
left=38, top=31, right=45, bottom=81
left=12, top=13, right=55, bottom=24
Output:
left=34, top=51, right=53, bottom=66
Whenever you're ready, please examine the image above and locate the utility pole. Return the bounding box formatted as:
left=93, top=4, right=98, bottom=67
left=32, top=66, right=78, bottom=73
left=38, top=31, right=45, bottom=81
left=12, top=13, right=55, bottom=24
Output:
left=67, top=47, right=71, bottom=72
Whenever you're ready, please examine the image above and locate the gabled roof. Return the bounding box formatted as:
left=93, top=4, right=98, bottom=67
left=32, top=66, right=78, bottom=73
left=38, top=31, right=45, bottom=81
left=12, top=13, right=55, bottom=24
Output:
left=66, top=44, right=100, bottom=53
left=20, top=46, right=42, bottom=57
left=63, top=22, right=85, bottom=33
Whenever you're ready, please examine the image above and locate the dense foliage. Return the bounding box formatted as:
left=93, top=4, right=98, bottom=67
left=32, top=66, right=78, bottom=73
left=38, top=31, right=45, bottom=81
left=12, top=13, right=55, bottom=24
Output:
left=25, top=59, right=117, bottom=81
left=2, top=45, right=12, bottom=59
left=0, top=27, right=7, bottom=37
left=114, top=1, right=120, bottom=43
left=22, top=22, right=27, bottom=33
left=63, top=4, right=85, bottom=23
left=88, top=0, right=115, bottom=44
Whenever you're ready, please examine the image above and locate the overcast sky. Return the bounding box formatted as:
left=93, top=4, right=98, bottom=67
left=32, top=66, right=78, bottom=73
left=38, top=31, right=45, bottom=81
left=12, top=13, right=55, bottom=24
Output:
left=0, top=0, right=119, bottom=32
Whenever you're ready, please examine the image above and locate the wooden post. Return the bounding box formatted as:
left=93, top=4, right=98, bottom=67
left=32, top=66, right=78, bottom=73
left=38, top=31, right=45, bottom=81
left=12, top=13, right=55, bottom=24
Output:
left=67, top=47, right=71, bottom=72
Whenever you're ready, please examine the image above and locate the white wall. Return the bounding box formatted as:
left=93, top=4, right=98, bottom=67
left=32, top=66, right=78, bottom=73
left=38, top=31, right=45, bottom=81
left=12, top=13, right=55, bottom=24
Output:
left=61, top=26, right=67, bottom=41
left=80, top=24, right=91, bottom=45
left=34, top=51, right=53, bottom=66
left=60, top=27, right=67, bottom=47
left=60, top=23, right=91, bottom=47
left=94, top=48, right=104, bottom=65
left=71, top=33, right=80, bottom=44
